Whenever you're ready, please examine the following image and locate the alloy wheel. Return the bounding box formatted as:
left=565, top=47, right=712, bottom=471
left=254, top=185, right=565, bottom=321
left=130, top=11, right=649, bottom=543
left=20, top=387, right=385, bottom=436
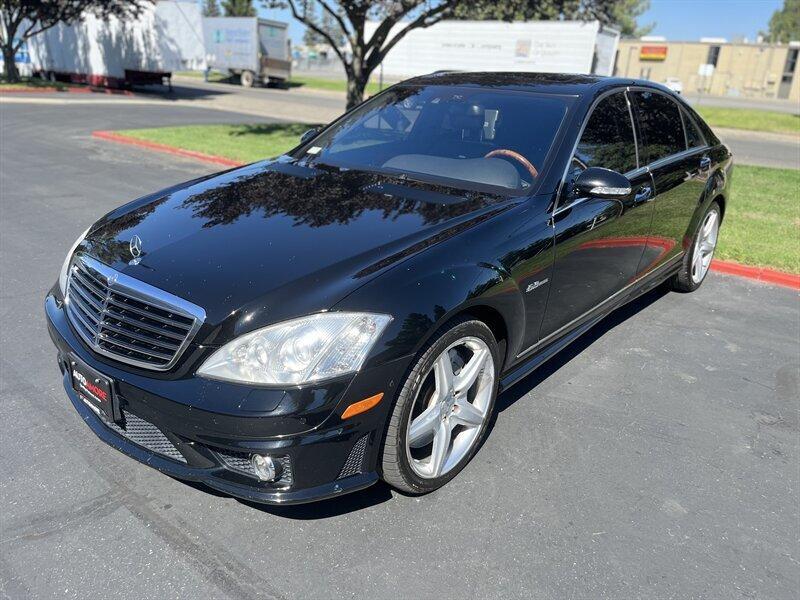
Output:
left=404, top=336, right=495, bottom=479
left=691, top=209, right=719, bottom=284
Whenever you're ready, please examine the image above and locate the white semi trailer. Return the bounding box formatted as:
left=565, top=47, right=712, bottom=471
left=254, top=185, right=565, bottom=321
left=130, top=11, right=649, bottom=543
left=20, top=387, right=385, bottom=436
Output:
left=365, top=20, right=620, bottom=79
left=203, top=17, right=291, bottom=87
left=27, top=0, right=204, bottom=89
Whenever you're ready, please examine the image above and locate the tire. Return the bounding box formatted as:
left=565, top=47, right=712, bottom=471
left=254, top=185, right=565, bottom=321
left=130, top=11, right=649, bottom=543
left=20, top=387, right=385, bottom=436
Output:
left=381, top=317, right=500, bottom=495
left=671, top=201, right=721, bottom=293
left=239, top=70, right=255, bottom=88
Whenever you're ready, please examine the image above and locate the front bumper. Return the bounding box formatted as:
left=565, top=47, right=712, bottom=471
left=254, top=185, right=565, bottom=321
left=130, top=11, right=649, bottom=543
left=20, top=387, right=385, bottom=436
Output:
left=46, top=293, right=407, bottom=504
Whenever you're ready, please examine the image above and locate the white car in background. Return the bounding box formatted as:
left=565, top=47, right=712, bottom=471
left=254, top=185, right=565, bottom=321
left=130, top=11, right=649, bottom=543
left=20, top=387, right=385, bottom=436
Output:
left=665, top=77, right=684, bottom=94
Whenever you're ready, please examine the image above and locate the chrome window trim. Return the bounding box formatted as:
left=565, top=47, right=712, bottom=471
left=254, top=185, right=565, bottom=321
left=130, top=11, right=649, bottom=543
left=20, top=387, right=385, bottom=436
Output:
left=647, top=145, right=710, bottom=170
left=65, top=254, right=206, bottom=371
left=624, top=91, right=640, bottom=170
left=553, top=87, right=640, bottom=213
left=679, top=104, right=708, bottom=149
left=626, top=86, right=710, bottom=167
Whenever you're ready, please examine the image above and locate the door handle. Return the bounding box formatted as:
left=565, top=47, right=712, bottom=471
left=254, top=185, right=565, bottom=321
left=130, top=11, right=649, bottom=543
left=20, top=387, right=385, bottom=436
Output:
left=700, top=156, right=712, bottom=170
left=634, top=186, right=653, bottom=204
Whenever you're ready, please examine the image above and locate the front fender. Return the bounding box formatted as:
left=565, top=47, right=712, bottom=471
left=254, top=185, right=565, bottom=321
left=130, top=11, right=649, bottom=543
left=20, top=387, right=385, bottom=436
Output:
left=335, top=256, right=525, bottom=374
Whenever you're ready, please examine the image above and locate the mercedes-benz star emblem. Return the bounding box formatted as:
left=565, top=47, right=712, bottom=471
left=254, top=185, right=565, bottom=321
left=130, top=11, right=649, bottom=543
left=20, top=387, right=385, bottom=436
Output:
left=129, top=235, right=143, bottom=258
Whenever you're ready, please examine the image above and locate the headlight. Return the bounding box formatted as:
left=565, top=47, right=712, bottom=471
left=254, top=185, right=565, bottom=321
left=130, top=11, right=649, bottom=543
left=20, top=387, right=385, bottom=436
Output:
left=197, top=312, right=392, bottom=385
left=58, top=227, right=91, bottom=295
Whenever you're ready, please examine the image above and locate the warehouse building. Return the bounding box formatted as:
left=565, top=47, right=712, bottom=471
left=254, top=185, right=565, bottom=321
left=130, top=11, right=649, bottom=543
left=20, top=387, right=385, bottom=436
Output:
left=614, top=39, right=799, bottom=102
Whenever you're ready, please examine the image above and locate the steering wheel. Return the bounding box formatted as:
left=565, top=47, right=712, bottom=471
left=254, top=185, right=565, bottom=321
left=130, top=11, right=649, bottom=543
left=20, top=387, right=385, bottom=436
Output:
left=484, top=149, right=539, bottom=180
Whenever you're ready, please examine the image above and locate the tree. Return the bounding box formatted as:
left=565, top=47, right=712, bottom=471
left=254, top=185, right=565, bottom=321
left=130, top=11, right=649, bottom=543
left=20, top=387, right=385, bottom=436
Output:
left=302, top=1, right=323, bottom=46
left=455, top=0, right=653, bottom=37
left=303, top=2, right=345, bottom=52
left=609, top=0, right=653, bottom=37
left=267, top=1, right=654, bottom=110
left=203, top=0, right=221, bottom=17
left=267, top=1, right=467, bottom=109
left=764, top=0, right=800, bottom=43
left=320, top=7, right=345, bottom=49
left=221, top=0, right=256, bottom=16
left=0, top=0, right=151, bottom=82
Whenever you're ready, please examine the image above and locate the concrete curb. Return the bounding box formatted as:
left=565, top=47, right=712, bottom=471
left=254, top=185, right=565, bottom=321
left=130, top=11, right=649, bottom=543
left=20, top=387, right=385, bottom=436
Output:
left=715, top=127, right=800, bottom=144
left=91, top=129, right=800, bottom=291
left=1, top=86, right=135, bottom=96
left=91, top=130, right=244, bottom=167
left=710, top=261, right=799, bottom=290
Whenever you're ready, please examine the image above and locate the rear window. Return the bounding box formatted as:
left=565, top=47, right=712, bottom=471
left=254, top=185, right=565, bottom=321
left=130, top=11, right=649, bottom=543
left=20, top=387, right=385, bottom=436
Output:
left=293, top=85, right=568, bottom=195
left=632, top=91, right=686, bottom=163
left=682, top=108, right=706, bottom=148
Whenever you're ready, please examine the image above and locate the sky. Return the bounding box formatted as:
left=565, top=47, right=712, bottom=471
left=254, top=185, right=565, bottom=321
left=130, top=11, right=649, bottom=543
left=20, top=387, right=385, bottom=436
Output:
left=252, top=0, right=785, bottom=45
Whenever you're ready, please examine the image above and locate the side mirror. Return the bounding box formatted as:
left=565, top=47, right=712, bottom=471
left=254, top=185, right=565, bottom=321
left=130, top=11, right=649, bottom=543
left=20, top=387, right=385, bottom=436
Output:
left=300, top=128, right=320, bottom=144
left=574, top=167, right=632, bottom=199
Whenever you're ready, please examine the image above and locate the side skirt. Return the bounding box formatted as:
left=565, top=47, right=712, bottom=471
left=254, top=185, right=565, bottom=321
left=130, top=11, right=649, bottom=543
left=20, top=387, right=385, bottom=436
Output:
left=498, top=255, right=683, bottom=392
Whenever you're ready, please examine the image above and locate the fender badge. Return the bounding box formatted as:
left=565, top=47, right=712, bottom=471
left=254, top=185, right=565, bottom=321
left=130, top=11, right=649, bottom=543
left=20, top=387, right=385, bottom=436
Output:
left=526, top=278, right=549, bottom=293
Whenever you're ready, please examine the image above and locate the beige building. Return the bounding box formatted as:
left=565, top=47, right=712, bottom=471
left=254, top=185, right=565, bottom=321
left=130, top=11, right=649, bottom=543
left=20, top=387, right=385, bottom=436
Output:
left=615, top=39, right=800, bottom=103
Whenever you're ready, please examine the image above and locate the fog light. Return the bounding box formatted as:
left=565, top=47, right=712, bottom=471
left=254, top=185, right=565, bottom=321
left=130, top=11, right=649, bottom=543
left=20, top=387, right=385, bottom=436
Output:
left=250, top=454, right=279, bottom=482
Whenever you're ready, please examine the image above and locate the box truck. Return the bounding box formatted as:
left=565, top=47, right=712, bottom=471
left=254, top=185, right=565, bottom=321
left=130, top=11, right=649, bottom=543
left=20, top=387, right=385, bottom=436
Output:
left=27, top=0, right=204, bottom=89
left=203, top=17, right=291, bottom=87
left=365, top=20, right=620, bottom=79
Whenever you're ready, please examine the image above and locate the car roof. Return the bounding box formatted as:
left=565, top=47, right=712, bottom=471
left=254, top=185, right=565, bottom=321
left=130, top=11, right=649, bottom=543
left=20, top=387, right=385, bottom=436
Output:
left=400, top=71, right=674, bottom=97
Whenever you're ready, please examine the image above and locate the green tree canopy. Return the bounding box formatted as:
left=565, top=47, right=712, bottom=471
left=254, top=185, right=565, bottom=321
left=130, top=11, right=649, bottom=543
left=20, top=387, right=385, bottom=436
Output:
left=203, top=0, right=221, bottom=17
left=221, top=0, right=255, bottom=17
left=764, top=0, right=800, bottom=43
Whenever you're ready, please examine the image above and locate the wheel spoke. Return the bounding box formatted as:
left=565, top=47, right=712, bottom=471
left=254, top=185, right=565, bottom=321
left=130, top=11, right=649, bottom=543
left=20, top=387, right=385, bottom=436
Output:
left=454, top=348, right=488, bottom=395
left=703, top=212, right=717, bottom=236
left=429, top=420, right=451, bottom=477
left=433, top=353, right=455, bottom=401
left=453, top=398, right=485, bottom=428
left=408, top=405, right=439, bottom=448
left=693, top=250, right=704, bottom=277
left=404, top=335, right=496, bottom=480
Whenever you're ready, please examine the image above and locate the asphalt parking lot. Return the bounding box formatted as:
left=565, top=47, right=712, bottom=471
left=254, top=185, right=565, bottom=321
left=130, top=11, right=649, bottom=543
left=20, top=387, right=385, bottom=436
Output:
left=1, top=99, right=798, bottom=599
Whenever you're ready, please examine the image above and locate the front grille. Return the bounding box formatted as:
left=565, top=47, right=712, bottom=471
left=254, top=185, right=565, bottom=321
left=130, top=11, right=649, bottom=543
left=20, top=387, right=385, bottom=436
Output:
left=337, top=434, right=369, bottom=479
left=65, top=255, right=204, bottom=370
left=215, top=449, right=293, bottom=486
left=98, top=407, right=187, bottom=463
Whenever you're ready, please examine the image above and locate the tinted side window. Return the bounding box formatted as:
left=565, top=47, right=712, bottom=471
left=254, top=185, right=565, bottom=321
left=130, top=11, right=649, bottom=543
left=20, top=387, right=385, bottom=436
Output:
left=573, top=92, right=637, bottom=175
left=682, top=108, right=705, bottom=148
left=632, top=91, right=686, bottom=163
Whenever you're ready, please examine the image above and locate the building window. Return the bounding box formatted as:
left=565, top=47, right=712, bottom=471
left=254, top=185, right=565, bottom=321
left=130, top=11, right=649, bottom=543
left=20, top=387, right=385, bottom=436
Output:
left=707, top=45, right=721, bottom=66
left=785, top=49, right=799, bottom=74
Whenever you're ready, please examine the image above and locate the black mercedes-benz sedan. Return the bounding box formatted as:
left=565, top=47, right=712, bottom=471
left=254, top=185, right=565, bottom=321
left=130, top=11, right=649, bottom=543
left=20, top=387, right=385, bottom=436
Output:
left=46, top=73, right=732, bottom=504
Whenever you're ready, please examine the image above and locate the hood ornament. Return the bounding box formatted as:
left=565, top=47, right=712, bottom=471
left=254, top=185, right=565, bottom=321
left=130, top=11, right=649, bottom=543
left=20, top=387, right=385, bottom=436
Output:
left=129, top=235, right=143, bottom=265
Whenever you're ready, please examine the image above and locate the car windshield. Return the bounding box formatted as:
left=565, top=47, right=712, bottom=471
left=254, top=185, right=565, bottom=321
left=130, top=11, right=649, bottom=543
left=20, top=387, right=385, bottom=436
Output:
left=292, top=85, right=569, bottom=195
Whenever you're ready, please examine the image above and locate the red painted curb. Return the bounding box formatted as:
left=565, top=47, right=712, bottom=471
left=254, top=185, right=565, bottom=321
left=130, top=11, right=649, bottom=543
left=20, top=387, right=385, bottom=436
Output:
left=710, top=260, right=799, bottom=290
left=1, top=86, right=135, bottom=95
left=92, top=131, right=244, bottom=168
left=89, top=129, right=800, bottom=292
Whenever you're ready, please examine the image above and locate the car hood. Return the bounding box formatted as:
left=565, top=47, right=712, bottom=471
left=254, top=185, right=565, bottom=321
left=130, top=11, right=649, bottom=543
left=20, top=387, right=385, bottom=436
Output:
left=79, top=158, right=513, bottom=343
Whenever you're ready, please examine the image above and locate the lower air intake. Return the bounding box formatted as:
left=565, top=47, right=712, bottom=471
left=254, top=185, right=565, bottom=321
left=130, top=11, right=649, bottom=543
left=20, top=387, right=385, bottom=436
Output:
left=337, top=434, right=369, bottom=479
left=100, top=409, right=187, bottom=463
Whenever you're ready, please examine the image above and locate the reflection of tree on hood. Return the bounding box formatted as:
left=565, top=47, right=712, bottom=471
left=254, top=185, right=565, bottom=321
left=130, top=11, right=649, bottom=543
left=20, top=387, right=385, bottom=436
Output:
left=180, top=166, right=495, bottom=229
left=86, top=198, right=165, bottom=264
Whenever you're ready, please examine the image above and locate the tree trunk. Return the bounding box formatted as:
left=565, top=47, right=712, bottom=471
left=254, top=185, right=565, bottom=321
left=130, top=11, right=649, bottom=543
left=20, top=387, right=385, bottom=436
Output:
left=345, top=44, right=370, bottom=110
left=2, top=42, right=20, bottom=82
left=345, top=74, right=368, bottom=110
